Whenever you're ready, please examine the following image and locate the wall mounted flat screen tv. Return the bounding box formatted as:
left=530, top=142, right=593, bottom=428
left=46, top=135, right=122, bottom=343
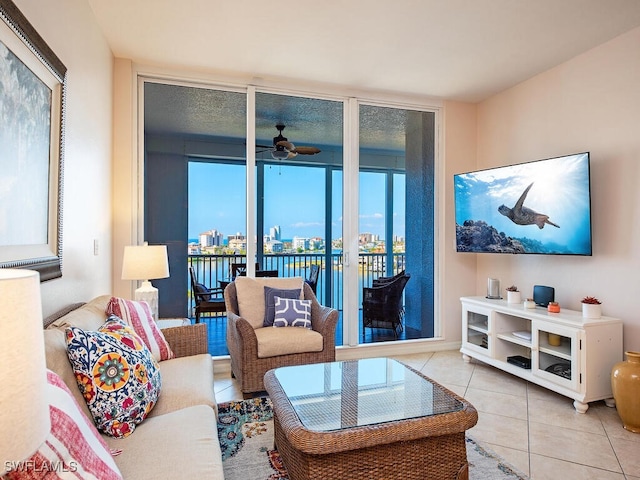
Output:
left=454, top=152, right=592, bottom=255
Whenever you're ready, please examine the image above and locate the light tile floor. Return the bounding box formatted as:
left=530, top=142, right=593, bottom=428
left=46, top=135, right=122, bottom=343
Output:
left=214, top=350, right=640, bottom=479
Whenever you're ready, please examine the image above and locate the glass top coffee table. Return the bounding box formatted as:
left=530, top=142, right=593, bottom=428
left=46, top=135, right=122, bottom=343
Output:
left=264, top=358, right=478, bottom=480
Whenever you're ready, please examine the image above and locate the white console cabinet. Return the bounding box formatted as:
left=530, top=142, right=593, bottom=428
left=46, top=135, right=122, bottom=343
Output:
left=460, top=296, right=623, bottom=413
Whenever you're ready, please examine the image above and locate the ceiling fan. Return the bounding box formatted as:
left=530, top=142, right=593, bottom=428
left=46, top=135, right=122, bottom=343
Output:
left=257, top=124, right=321, bottom=160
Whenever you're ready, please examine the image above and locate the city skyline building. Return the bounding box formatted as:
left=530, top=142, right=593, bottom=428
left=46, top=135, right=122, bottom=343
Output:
left=228, top=233, right=246, bottom=251
left=189, top=222, right=403, bottom=256
left=265, top=240, right=284, bottom=253
left=199, top=229, right=223, bottom=247
left=359, top=232, right=378, bottom=244
left=292, top=236, right=310, bottom=251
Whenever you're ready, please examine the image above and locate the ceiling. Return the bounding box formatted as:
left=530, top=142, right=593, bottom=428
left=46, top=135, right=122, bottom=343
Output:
left=88, top=0, right=640, bottom=102
left=143, top=83, right=411, bottom=152
left=88, top=0, right=640, bottom=153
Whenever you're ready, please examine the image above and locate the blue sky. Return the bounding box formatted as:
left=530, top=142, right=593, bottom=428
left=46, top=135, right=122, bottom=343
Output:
left=188, top=162, right=406, bottom=241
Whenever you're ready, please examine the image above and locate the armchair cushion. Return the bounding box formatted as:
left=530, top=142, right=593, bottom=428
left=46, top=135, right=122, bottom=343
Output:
left=235, top=276, right=304, bottom=329
left=255, top=326, right=323, bottom=358
left=263, top=286, right=302, bottom=326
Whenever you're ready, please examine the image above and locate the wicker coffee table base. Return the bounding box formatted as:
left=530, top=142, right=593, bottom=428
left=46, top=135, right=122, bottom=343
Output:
left=273, top=411, right=469, bottom=480
left=265, top=364, right=477, bottom=480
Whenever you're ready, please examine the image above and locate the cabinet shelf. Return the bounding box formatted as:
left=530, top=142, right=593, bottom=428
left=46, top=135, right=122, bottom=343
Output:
left=468, top=324, right=488, bottom=334
left=496, top=332, right=532, bottom=348
left=538, top=336, right=572, bottom=361
left=460, top=296, right=623, bottom=413
left=467, top=331, right=488, bottom=350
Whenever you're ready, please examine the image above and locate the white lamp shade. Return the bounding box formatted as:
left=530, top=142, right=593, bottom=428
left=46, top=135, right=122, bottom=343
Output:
left=121, top=244, right=169, bottom=281
left=0, top=269, right=50, bottom=465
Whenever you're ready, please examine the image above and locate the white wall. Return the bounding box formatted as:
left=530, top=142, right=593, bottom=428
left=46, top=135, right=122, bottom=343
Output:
left=441, top=101, right=477, bottom=341
left=13, top=0, right=114, bottom=316
left=474, top=27, right=640, bottom=351
left=43, top=2, right=636, bottom=353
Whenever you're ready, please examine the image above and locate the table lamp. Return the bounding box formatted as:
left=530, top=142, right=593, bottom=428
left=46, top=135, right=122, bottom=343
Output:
left=121, top=242, right=169, bottom=321
left=0, top=269, right=50, bottom=468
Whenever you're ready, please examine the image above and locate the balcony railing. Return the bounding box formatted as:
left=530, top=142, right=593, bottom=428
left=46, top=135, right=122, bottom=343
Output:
left=187, top=252, right=406, bottom=315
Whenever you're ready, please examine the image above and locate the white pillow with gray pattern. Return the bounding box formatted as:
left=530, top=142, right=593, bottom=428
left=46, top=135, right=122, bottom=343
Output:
left=273, top=296, right=312, bottom=329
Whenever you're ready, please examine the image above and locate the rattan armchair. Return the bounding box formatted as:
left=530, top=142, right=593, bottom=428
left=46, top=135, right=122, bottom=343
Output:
left=224, top=281, right=338, bottom=397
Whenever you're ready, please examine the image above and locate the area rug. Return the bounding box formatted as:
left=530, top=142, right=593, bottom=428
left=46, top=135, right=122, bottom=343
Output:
left=217, top=398, right=528, bottom=480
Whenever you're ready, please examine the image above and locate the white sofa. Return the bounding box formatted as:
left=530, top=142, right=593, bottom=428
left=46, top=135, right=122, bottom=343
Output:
left=42, top=295, right=224, bottom=479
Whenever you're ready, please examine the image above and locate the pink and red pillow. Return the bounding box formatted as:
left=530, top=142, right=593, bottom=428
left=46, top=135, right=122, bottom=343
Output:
left=2, top=370, right=122, bottom=479
left=106, top=297, right=174, bottom=361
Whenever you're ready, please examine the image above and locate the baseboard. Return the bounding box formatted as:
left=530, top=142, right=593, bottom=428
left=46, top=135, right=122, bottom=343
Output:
left=211, top=340, right=462, bottom=376
left=212, top=355, right=231, bottom=375
left=336, top=340, right=461, bottom=361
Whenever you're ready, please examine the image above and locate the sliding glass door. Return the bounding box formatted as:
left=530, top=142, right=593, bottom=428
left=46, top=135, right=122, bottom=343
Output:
left=255, top=92, right=344, bottom=341
left=143, top=80, right=436, bottom=353
left=143, top=81, right=247, bottom=318
left=357, top=104, right=435, bottom=344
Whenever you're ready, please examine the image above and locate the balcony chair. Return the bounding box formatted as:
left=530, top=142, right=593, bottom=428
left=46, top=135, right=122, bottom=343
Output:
left=255, top=270, right=278, bottom=277
left=305, top=264, right=319, bottom=294
left=189, top=266, right=226, bottom=323
left=372, top=269, right=405, bottom=287
left=362, top=272, right=410, bottom=340
left=224, top=276, right=338, bottom=397
left=231, top=262, right=261, bottom=279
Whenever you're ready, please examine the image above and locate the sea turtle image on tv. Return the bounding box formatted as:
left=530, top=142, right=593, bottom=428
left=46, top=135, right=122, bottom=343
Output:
left=498, top=182, right=559, bottom=230
left=454, top=152, right=592, bottom=255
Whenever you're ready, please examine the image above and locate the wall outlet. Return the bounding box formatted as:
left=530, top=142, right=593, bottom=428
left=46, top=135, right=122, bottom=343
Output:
left=93, top=239, right=99, bottom=256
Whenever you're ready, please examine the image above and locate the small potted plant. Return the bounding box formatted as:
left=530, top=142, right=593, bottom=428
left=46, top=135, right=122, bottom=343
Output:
left=581, top=296, right=602, bottom=319
left=506, top=285, right=521, bottom=304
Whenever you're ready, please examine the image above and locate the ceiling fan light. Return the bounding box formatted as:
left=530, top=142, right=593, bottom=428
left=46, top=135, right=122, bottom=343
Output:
left=271, top=149, right=289, bottom=160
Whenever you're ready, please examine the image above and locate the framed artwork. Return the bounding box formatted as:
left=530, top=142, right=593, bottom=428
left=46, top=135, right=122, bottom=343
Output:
left=0, top=0, right=66, bottom=281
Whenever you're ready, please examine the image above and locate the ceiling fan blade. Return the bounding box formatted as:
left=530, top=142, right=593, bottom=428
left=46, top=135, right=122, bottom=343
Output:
left=293, top=146, right=321, bottom=155
left=256, top=144, right=273, bottom=149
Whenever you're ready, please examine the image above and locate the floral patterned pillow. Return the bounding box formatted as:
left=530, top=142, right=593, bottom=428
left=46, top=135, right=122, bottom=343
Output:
left=65, top=316, right=162, bottom=438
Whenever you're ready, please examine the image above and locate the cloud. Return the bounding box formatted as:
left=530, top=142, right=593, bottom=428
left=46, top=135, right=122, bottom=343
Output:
left=359, top=213, right=383, bottom=219
left=290, top=221, right=324, bottom=228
